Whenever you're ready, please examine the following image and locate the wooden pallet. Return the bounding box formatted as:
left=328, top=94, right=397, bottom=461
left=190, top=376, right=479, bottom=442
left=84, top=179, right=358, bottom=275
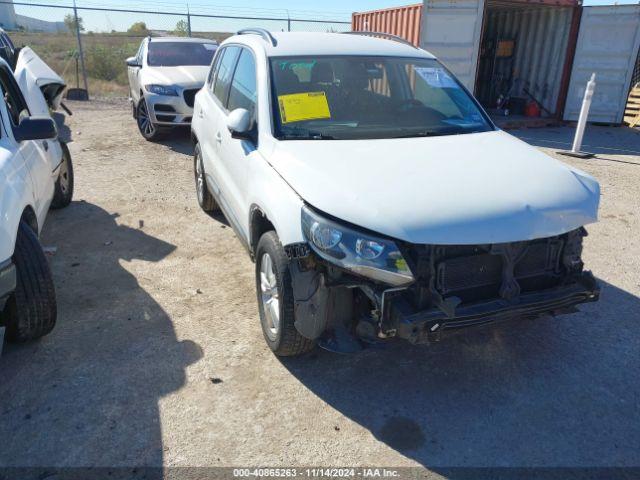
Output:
left=624, top=84, right=640, bottom=127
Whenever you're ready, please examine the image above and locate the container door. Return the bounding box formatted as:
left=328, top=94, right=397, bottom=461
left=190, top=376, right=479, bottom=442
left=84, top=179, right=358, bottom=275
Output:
left=564, top=5, right=640, bottom=123
left=420, top=0, right=485, bottom=91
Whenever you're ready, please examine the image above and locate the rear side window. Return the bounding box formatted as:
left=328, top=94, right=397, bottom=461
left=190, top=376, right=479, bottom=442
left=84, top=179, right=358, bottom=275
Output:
left=227, top=49, right=257, bottom=118
left=207, top=51, right=222, bottom=87
left=212, top=46, right=240, bottom=107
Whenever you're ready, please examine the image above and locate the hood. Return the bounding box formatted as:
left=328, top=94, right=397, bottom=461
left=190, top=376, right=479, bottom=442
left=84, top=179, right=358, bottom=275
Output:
left=14, top=47, right=64, bottom=115
left=141, top=66, right=209, bottom=88
left=268, top=130, right=600, bottom=245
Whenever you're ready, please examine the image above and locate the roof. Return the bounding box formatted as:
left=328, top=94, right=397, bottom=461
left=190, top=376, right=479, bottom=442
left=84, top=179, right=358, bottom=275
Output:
left=223, top=31, right=435, bottom=59
left=150, top=36, right=217, bottom=44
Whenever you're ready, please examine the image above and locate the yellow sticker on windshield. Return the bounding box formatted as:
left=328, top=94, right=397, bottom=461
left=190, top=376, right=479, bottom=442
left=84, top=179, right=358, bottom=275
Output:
left=278, top=92, right=331, bottom=124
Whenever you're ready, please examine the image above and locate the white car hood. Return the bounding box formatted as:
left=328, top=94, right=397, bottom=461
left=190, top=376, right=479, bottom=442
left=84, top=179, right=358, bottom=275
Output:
left=14, top=47, right=65, bottom=115
left=141, top=66, right=209, bottom=88
left=268, top=130, right=600, bottom=245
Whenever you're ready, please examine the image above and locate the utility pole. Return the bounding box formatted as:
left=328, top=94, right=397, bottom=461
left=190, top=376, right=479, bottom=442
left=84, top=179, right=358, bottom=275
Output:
left=286, top=9, right=291, bottom=32
left=73, top=0, right=89, bottom=99
left=187, top=4, right=192, bottom=37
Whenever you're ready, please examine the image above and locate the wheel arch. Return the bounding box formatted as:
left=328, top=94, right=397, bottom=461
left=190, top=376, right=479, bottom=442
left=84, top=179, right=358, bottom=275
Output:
left=249, top=204, right=275, bottom=260
left=21, top=205, right=38, bottom=234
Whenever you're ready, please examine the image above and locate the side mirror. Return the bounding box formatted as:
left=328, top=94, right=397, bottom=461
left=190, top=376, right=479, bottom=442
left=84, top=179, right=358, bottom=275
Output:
left=14, top=116, right=57, bottom=142
left=226, top=108, right=252, bottom=140
left=126, top=57, right=141, bottom=68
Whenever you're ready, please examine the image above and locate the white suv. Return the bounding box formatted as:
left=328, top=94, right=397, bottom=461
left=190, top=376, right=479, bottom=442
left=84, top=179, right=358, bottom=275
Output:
left=127, top=36, right=218, bottom=141
left=0, top=58, right=64, bottom=343
left=191, top=30, right=601, bottom=356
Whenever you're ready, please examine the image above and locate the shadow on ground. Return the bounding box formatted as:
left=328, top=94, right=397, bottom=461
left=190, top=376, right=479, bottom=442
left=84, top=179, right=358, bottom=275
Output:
left=158, top=127, right=193, bottom=156
left=512, top=125, right=640, bottom=164
left=282, top=279, right=640, bottom=471
left=0, top=202, right=202, bottom=467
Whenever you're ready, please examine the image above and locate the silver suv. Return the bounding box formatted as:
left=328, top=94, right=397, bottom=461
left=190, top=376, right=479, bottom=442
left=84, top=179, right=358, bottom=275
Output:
left=126, top=37, right=217, bottom=141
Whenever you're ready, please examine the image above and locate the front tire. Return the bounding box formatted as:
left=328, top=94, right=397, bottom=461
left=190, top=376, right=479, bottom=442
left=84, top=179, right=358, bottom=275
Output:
left=136, top=98, right=165, bottom=142
left=50, top=142, right=74, bottom=209
left=256, top=231, right=314, bottom=357
left=4, top=221, right=57, bottom=342
left=194, top=143, right=219, bottom=213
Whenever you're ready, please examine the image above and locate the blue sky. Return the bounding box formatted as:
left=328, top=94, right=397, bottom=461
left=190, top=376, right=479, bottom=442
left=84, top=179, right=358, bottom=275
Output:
left=13, top=0, right=639, bottom=33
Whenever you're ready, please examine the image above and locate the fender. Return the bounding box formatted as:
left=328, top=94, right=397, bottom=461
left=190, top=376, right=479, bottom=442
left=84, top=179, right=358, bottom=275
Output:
left=0, top=154, right=37, bottom=262
left=245, top=152, right=305, bottom=248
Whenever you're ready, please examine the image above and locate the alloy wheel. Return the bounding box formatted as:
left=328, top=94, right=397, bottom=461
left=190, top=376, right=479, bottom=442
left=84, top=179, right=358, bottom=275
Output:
left=58, top=155, right=70, bottom=195
left=195, top=152, right=205, bottom=205
left=137, top=100, right=155, bottom=137
left=260, top=253, right=280, bottom=340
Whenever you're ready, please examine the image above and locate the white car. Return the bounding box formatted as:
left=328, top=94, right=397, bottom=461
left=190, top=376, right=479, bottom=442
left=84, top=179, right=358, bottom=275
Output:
left=126, top=36, right=218, bottom=141
left=191, top=30, right=601, bottom=356
left=0, top=57, right=62, bottom=343
left=1, top=28, right=74, bottom=210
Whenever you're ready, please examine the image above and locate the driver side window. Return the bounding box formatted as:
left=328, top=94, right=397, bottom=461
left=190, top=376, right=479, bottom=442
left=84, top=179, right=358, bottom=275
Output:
left=0, top=66, right=29, bottom=128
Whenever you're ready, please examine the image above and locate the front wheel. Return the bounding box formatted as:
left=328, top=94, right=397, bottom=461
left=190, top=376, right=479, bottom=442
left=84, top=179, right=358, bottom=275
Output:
left=4, top=221, right=57, bottom=342
left=136, top=98, right=165, bottom=142
left=256, top=231, right=314, bottom=357
left=50, top=142, right=74, bottom=209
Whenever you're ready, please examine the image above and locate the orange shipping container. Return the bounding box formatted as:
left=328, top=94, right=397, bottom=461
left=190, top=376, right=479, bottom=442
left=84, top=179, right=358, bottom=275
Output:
left=352, top=3, right=423, bottom=47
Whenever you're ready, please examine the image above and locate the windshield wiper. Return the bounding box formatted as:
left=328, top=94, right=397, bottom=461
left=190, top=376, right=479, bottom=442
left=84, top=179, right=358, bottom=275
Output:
left=279, top=131, right=335, bottom=140
left=393, top=128, right=466, bottom=139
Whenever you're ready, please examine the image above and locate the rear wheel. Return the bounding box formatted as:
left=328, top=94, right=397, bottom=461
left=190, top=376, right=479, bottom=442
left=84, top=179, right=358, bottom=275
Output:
left=194, top=143, right=219, bottom=213
left=136, top=98, right=165, bottom=142
left=256, top=231, right=314, bottom=357
left=4, top=221, right=57, bottom=342
left=50, top=142, right=74, bottom=209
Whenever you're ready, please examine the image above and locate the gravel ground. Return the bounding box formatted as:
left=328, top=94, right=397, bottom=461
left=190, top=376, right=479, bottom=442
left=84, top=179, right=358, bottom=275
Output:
left=0, top=100, right=639, bottom=475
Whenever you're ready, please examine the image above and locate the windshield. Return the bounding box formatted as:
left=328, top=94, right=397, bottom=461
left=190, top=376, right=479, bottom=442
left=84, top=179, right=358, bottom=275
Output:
left=270, top=56, right=493, bottom=140
left=147, top=42, right=217, bottom=67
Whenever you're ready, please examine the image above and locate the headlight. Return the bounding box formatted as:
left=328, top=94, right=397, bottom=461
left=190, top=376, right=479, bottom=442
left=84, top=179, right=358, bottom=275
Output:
left=145, top=84, right=178, bottom=96
left=301, top=206, right=414, bottom=287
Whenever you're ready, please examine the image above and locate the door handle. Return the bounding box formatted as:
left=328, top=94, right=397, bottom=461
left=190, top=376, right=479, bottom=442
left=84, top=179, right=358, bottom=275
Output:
left=42, top=140, right=49, bottom=152
left=215, top=132, right=222, bottom=143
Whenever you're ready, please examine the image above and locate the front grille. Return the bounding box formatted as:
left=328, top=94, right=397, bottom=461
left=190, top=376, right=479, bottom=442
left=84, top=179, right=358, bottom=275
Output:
left=401, top=232, right=577, bottom=308
left=183, top=89, right=198, bottom=107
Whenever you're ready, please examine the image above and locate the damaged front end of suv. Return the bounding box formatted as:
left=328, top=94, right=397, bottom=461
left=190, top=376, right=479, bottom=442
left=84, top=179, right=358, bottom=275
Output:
left=289, top=205, right=599, bottom=351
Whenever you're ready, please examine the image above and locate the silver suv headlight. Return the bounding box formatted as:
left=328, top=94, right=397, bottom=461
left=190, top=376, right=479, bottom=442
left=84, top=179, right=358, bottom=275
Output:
left=301, top=206, right=414, bottom=287
left=145, top=84, right=178, bottom=96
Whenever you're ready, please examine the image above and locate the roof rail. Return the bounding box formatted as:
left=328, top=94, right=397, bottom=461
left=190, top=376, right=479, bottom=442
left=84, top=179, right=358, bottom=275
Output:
left=237, top=28, right=277, bottom=47
left=342, top=31, right=419, bottom=49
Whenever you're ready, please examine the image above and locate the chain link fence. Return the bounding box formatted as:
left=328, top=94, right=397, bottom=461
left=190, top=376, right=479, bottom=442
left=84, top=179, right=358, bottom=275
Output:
left=0, top=1, right=351, bottom=97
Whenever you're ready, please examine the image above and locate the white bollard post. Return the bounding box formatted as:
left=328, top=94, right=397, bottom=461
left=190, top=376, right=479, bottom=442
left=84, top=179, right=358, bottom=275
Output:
left=560, top=73, right=596, bottom=158
left=572, top=73, right=596, bottom=152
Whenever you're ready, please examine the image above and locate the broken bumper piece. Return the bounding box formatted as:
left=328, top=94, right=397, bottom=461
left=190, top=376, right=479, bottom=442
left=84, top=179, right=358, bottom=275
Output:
left=391, top=273, right=599, bottom=344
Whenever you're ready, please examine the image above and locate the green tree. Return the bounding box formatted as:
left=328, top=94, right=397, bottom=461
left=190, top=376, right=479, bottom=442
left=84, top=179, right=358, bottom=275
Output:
left=64, top=13, right=85, bottom=33
left=128, top=22, right=150, bottom=35
left=173, top=19, right=189, bottom=37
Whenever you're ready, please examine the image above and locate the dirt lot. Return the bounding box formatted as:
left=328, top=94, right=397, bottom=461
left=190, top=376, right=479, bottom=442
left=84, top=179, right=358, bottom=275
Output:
left=1, top=100, right=639, bottom=475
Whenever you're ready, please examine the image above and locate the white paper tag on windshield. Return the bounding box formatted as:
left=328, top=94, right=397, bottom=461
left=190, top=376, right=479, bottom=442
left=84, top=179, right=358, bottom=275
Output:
left=204, top=44, right=217, bottom=50
left=415, top=67, right=458, bottom=89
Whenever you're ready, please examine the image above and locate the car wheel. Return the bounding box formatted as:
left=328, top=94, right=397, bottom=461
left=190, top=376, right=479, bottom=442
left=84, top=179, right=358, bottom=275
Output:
left=194, top=143, right=219, bottom=213
left=4, top=221, right=57, bottom=343
left=50, top=142, right=74, bottom=209
left=136, top=98, right=165, bottom=142
left=256, top=231, right=314, bottom=357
